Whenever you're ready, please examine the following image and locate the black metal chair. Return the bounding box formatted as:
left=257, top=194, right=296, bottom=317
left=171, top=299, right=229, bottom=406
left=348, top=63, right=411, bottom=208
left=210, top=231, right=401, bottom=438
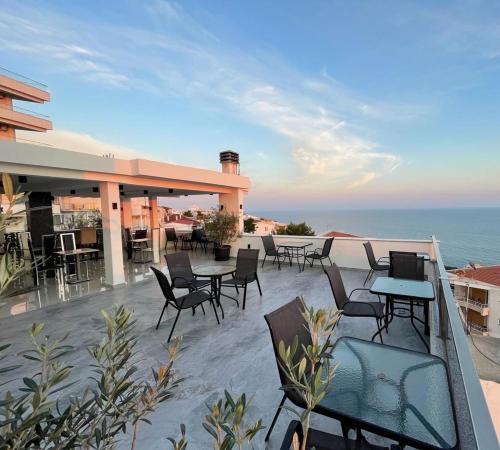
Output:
left=221, top=249, right=262, bottom=309
left=389, top=251, right=424, bottom=281
left=261, top=235, right=287, bottom=268
left=305, top=237, right=334, bottom=269
left=363, top=241, right=390, bottom=286
left=324, top=264, right=385, bottom=343
left=192, top=229, right=212, bottom=253
left=165, top=252, right=210, bottom=290
left=150, top=267, right=220, bottom=342
left=165, top=228, right=178, bottom=251
left=264, top=298, right=311, bottom=443
left=387, top=251, right=426, bottom=328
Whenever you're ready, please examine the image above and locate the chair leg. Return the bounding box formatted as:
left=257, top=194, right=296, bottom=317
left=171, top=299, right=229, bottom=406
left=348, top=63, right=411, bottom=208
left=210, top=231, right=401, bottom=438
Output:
left=363, top=269, right=373, bottom=286
left=192, top=306, right=196, bottom=316
left=371, top=318, right=384, bottom=344
left=210, top=300, right=220, bottom=325
left=328, top=256, right=333, bottom=266
left=167, top=308, right=182, bottom=342
left=156, top=301, right=168, bottom=330
left=200, top=303, right=206, bottom=315
left=265, top=394, right=287, bottom=442
left=242, top=283, right=248, bottom=310
left=261, top=254, right=267, bottom=268
left=319, top=258, right=325, bottom=270
left=255, top=274, right=262, bottom=296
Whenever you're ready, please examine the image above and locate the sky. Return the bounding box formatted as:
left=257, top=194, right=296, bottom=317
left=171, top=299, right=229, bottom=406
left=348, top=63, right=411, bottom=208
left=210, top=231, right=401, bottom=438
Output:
left=1, top=0, right=500, bottom=211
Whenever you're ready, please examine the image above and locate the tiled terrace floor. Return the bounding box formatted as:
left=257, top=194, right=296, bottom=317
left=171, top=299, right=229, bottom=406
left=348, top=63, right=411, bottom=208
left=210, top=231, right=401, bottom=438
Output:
left=0, top=251, right=430, bottom=449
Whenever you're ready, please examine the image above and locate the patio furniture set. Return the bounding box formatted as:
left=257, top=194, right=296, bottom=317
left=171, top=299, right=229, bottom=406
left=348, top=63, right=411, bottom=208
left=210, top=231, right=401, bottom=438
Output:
left=151, top=236, right=455, bottom=449
left=151, top=248, right=262, bottom=342
left=2, top=229, right=102, bottom=288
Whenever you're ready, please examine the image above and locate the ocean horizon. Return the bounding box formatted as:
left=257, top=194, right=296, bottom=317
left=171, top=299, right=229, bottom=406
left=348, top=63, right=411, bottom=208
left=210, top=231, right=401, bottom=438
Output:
left=249, top=207, right=500, bottom=269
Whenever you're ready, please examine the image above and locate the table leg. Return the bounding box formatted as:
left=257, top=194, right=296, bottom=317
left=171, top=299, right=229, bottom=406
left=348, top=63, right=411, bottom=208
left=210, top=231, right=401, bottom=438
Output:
left=214, top=276, right=224, bottom=319
left=424, top=301, right=430, bottom=336
left=410, top=299, right=430, bottom=353
left=76, top=253, right=82, bottom=281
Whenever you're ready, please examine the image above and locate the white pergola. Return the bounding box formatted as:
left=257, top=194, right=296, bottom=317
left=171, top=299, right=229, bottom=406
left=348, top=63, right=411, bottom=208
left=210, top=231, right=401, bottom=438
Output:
left=0, top=141, right=250, bottom=285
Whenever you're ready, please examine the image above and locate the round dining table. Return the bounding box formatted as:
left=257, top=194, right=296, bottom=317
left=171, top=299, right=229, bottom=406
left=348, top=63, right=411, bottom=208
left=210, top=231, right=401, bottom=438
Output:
left=192, top=264, right=237, bottom=319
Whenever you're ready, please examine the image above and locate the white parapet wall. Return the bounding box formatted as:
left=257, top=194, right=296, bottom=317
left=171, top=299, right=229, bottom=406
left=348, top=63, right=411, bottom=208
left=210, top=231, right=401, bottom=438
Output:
left=233, top=234, right=436, bottom=270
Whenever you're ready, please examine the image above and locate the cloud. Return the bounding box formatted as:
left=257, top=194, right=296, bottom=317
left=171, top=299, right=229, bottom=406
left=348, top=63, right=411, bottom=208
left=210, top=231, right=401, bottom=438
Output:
left=16, top=129, right=153, bottom=160
left=1, top=0, right=408, bottom=190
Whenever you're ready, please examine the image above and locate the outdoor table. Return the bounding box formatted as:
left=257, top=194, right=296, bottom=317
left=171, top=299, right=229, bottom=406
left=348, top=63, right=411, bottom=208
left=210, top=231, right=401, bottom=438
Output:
left=318, top=337, right=458, bottom=450
left=370, top=277, right=435, bottom=352
left=276, top=241, right=313, bottom=272
left=54, top=248, right=99, bottom=284
left=192, top=264, right=237, bottom=319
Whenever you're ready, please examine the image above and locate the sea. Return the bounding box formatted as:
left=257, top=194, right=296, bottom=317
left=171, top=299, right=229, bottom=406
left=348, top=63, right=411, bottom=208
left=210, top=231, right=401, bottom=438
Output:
left=250, top=208, right=500, bottom=269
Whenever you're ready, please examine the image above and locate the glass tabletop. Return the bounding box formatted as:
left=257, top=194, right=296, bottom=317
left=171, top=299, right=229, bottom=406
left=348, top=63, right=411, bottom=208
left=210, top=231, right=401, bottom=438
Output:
left=192, top=264, right=236, bottom=277
left=277, top=241, right=313, bottom=249
left=370, top=277, right=435, bottom=300
left=320, top=337, right=457, bottom=449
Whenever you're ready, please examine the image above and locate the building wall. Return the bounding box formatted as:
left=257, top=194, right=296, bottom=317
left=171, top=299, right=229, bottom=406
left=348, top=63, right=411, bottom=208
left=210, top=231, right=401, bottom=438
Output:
left=488, top=289, right=500, bottom=338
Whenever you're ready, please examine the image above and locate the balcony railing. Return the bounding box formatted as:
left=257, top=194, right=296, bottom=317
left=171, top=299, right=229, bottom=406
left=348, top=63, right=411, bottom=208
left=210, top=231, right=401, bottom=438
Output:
left=469, top=322, right=489, bottom=334
left=455, top=296, right=489, bottom=315
left=0, top=66, right=48, bottom=89
left=431, top=236, right=497, bottom=450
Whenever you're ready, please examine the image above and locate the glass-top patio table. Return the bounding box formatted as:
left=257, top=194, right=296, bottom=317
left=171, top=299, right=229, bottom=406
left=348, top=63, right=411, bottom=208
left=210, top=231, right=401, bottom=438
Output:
left=370, top=277, right=435, bottom=352
left=192, top=264, right=237, bottom=319
left=276, top=241, right=313, bottom=272
left=318, top=337, right=458, bottom=450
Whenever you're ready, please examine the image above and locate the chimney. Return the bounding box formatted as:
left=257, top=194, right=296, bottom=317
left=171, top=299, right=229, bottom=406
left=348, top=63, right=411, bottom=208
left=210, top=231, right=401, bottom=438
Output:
left=219, top=150, right=240, bottom=175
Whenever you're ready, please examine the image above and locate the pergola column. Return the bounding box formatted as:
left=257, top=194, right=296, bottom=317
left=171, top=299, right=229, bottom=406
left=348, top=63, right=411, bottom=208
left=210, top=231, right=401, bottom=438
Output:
left=149, top=196, right=159, bottom=230
left=218, top=188, right=244, bottom=232
left=121, top=197, right=133, bottom=229
left=100, top=181, right=125, bottom=286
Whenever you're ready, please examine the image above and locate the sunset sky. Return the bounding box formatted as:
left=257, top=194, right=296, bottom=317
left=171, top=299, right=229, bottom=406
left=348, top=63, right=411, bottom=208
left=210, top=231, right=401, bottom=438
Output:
left=1, top=0, right=499, bottom=210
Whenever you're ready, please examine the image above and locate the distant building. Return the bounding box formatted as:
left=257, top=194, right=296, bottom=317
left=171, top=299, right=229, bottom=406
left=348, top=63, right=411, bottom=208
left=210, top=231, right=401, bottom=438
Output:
left=448, top=265, right=500, bottom=338
left=324, top=230, right=359, bottom=238
left=242, top=215, right=286, bottom=235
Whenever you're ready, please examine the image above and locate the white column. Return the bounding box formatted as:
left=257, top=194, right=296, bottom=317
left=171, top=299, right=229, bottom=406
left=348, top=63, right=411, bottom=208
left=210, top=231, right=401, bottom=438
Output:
left=149, top=196, right=159, bottom=230
left=121, top=197, right=133, bottom=229
left=218, top=188, right=244, bottom=233
left=149, top=196, right=160, bottom=263
left=100, top=181, right=125, bottom=286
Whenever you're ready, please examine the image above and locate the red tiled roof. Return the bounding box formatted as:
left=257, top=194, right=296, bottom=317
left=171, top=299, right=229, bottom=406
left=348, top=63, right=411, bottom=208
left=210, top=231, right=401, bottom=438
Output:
left=324, top=230, right=359, bottom=238
left=454, top=265, right=500, bottom=287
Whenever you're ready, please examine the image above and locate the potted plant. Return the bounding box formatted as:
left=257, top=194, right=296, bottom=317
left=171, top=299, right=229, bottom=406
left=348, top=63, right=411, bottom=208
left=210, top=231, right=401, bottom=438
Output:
left=204, top=210, right=239, bottom=261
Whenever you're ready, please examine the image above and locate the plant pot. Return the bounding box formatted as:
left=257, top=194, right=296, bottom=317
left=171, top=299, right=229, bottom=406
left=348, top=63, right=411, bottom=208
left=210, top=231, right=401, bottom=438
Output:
left=214, top=244, right=231, bottom=261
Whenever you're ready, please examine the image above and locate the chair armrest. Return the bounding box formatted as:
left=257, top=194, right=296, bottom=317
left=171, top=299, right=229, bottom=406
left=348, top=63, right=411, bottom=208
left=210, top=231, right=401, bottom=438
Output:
left=348, top=288, right=370, bottom=299
left=349, top=288, right=383, bottom=304
left=344, top=299, right=379, bottom=316
left=377, top=256, right=390, bottom=262
left=197, top=289, right=213, bottom=298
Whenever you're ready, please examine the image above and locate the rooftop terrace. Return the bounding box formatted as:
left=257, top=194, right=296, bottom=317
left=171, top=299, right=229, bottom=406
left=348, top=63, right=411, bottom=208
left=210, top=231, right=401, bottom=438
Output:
left=0, top=236, right=497, bottom=449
